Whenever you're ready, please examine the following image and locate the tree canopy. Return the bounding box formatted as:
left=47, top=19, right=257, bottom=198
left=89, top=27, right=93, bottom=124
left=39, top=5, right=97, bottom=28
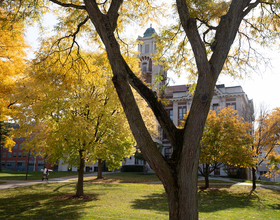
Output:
left=253, top=107, right=280, bottom=185
left=199, top=107, right=254, bottom=188
left=13, top=44, right=137, bottom=196
left=0, top=8, right=28, bottom=121
left=3, top=1, right=280, bottom=219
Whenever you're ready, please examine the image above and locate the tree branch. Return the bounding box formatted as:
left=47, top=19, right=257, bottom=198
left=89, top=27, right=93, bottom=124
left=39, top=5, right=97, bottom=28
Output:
left=48, top=0, right=86, bottom=10
left=108, top=0, right=123, bottom=31
left=122, top=59, right=181, bottom=151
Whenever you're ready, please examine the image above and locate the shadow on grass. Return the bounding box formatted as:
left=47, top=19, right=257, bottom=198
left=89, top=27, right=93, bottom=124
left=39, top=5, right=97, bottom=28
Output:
left=197, top=186, right=259, bottom=213
left=130, top=192, right=169, bottom=213
left=0, top=184, right=99, bottom=220
left=86, top=172, right=160, bottom=184
left=53, top=183, right=74, bottom=192
left=130, top=185, right=280, bottom=214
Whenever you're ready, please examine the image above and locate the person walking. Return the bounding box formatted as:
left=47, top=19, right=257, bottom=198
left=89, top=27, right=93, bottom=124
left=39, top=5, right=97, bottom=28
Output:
left=42, top=166, right=48, bottom=181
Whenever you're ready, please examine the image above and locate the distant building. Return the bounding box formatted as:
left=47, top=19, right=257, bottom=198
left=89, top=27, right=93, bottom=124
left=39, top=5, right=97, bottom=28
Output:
left=1, top=136, right=54, bottom=172
left=124, top=26, right=255, bottom=179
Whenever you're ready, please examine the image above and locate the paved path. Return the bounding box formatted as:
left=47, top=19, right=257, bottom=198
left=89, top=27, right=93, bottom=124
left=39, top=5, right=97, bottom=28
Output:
left=0, top=172, right=109, bottom=190
left=200, top=177, right=280, bottom=191
left=1, top=174, right=280, bottom=191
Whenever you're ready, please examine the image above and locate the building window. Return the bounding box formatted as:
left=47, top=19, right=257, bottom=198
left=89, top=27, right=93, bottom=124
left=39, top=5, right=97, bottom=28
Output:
left=145, top=44, right=149, bottom=53
left=139, top=44, right=142, bottom=53
left=18, top=152, right=22, bottom=157
left=14, top=144, right=18, bottom=149
left=213, top=104, right=219, bottom=111
left=20, top=137, right=24, bottom=140
left=164, top=148, right=172, bottom=159
left=163, top=131, right=167, bottom=140
left=214, top=168, right=220, bottom=175
left=23, top=153, right=27, bottom=157
left=8, top=153, right=11, bottom=158
left=16, top=162, right=25, bottom=171
left=142, top=62, right=147, bottom=72
left=179, top=107, right=186, bottom=120
left=135, top=159, right=144, bottom=165
left=19, top=144, right=22, bottom=149
left=226, top=103, right=236, bottom=110
left=14, top=138, right=18, bottom=141
left=3, top=152, right=6, bottom=158
left=170, top=110, right=173, bottom=121
left=6, top=162, right=15, bottom=170
left=13, top=152, right=17, bottom=157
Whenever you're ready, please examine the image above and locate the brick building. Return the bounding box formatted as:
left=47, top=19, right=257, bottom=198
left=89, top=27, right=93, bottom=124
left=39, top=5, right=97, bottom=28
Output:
left=1, top=124, right=54, bottom=171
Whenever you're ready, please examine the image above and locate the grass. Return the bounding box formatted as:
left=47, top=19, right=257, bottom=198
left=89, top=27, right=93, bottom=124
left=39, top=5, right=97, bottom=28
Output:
left=83, top=172, right=160, bottom=183
left=0, top=177, right=280, bottom=219
left=0, top=168, right=90, bottom=181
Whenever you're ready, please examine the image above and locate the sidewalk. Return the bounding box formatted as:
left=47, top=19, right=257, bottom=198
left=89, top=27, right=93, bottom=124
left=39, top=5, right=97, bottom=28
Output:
left=0, top=172, right=110, bottom=190
left=204, top=176, right=280, bottom=191
left=1, top=174, right=280, bottom=191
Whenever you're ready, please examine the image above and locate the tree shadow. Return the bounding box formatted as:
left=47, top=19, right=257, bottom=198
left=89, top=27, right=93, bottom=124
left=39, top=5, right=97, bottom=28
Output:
left=197, top=186, right=258, bottom=213
left=0, top=184, right=99, bottom=220
left=131, top=185, right=280, bottom=214
left=130, top=192, right=169, bottom=213
left=53, top=182, right=74, bottom=192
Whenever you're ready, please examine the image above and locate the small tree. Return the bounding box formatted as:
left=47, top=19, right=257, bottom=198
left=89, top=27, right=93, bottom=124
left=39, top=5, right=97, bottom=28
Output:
left=198, top=107, right=254, bottom=189
left=252, top=107, right=280, bottom=189
left=13, top=49, right=135, bottom=197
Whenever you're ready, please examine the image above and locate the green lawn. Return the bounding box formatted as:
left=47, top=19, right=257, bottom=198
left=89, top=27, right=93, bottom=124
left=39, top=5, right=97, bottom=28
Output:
left=0, top=173, right=280, bottom=219
left=0, top=168, right=90, bottom=181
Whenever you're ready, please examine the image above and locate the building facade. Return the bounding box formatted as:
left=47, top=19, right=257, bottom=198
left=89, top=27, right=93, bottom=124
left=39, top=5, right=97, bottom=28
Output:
left=125, top=26, right=255, bottom=178
left=1, top=136, right=54, bottom=172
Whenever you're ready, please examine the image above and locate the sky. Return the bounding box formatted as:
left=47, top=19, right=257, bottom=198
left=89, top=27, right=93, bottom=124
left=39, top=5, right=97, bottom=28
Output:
left=25, top=9, right=280, bottom=116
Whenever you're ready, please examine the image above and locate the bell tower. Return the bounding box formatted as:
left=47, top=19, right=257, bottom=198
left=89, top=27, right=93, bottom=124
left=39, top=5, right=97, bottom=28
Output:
left=137, top=25, right=167, bottom=91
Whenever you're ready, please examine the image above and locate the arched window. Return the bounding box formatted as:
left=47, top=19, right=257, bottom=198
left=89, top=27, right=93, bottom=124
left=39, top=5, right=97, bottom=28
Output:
left=142, top=62, right=147, bottom=72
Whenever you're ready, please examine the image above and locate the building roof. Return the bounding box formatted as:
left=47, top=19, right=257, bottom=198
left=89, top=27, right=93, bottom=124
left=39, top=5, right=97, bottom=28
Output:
left=143, top=24, right=156, bottom=37
left=166, top=85, right=189, bottom=95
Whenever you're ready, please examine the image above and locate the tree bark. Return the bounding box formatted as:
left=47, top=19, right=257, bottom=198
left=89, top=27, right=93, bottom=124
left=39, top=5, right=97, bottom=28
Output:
left=76, top=149, right=85, bottom=197
left=252, top=167, right=257, bottom=190
left=97, top=158, right=103, bottom=179
left=204, top=164, right=210, bottom=189
left=25, top=151, right=30, bottom=180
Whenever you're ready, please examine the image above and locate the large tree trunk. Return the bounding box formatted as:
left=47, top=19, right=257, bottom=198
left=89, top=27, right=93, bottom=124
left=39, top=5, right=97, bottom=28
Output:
left=170, top=154, right=200, bottom=220
left=97, top=158, right=103, bottom=179
left=252, top=167, right=257, bottom=190
left=76, top=149, right=85, bottom=197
